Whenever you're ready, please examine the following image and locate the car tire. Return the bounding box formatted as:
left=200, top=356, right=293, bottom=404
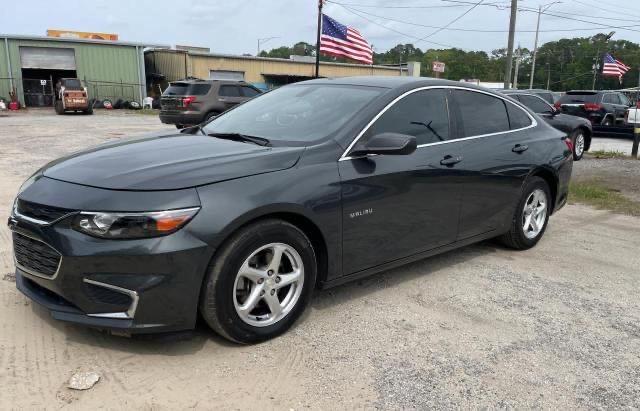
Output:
left=175, top=124, right=184, bottom=129
left=54, top=100, right=64, bottom=115
left=499, top=176, right=551, bottom=250
left=571, top=129, right=586, bottom=161
left=199, top=219, right=317, bottom=344
left=602, top=116, right=613, bottom=126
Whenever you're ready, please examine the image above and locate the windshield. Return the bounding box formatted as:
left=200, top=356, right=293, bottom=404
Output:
left=203, top=84, right=383, bottom=143
left=63, top=79, right=83, bottom=90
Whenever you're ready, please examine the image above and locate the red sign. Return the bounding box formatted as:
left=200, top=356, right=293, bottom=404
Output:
left=432, top=61, right=446, bottom=73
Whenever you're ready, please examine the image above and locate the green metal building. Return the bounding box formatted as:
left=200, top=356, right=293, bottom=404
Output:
left=0, top=34, right=164, bottom=107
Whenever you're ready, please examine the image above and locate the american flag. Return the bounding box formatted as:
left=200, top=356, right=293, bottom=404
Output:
left=320, top=14, right=373, bottom=65
left=602, top=53, right=630, bottom=81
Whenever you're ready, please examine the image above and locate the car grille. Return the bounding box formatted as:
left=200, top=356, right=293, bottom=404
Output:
left=13, top=233, right=61, bottom=278
left=16, top=199, right=73, bottom=223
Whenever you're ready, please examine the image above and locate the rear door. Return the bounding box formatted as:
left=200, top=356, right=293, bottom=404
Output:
left=239, top=85, right=261, bottom=102
left=339, top=88, right=462, bottom=274
left=450, top=89, right=536, bottom=240
left=218, top=84, right=245, bottom=110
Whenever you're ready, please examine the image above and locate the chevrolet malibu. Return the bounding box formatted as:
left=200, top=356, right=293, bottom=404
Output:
left=8, top=77, right=572, bottom=343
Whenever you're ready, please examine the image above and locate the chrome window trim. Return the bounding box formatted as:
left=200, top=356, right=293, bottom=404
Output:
left=83, top=279, right=139, bottom=319
left=11, top=230, right=63, bottom=280
left=339, top=85, right=537, bottom=161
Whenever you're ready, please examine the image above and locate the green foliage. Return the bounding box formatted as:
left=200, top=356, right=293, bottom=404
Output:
left=261, top=34, right=640, bottom=90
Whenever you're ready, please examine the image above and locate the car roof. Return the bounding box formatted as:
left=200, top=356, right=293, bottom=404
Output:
left=566, top=90, right=601, bottom=95
left=296, top=76, right=498, bottom=92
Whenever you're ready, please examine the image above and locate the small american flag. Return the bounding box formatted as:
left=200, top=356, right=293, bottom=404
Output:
left=602, top=53, right=630, bottom=82
left=320, top=14, right=373, bottom=65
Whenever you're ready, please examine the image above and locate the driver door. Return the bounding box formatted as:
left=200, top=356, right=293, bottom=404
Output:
left=339, top=88, right=462, bottom=274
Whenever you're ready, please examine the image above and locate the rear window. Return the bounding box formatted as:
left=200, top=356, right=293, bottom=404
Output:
left=558, top=93, right=599, bottom=104
left=163, top=83, right=211, bottom=96
left=62, top=79, right=82, bottom=90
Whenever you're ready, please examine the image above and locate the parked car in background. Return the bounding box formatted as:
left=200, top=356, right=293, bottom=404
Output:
left=555, top=90, right=632, bottom=126
left=502, top=90, right=592, bottom=160
left=9, top=77, right=573, bottom=343
left=160, top=79, right=262, bottom=129
left=526, top=89, right=556, bottom=105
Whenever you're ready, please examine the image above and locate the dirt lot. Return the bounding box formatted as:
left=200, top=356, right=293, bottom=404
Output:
left=1, top=110, right=639, bottom=409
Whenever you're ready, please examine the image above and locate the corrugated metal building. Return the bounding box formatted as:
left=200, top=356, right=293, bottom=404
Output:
left=0, top=34, right=163, bottom=107
left=145, top=49, right=419, bottom=95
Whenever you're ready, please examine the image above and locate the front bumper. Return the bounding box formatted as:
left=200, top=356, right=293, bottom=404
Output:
left=8, top=182, right=213, bottom=334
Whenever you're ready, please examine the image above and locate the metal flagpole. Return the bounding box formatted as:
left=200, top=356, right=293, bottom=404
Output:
left=315, top=0, right=323, bottom=78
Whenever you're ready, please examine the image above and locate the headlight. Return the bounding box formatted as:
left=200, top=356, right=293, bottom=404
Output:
left=71, top=207, right=200, bottom=239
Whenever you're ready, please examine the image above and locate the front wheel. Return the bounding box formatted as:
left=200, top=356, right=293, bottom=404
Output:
left=500, top=177, right=551, bottom=250
left=199, top=219, right=317, bottom=344
left=571, top=129, right=586, bottom=161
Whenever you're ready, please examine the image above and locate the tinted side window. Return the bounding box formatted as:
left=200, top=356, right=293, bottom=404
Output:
left=602, top=94, right=615, bottom=104
left=536, top=92, right=554, bottom=104
left=241, top=86, right=260, bottom=97
left=519, top=94, right=552, bottom=113
left=453, top=90, right=510, bottom=137
left=367, top=89, right=449, bottom=145
left=506, top=103, right=532, bottom=130
left=219, top=85, right=241, bottom=97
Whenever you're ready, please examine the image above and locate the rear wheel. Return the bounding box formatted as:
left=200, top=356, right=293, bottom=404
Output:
left=500, top=177, right=551, bottom=250
left=571, top=129, right=586, bottom=161
left=602, top=116, right=613, bottom=126
left=54, top=100, right=64, bottom=115
left=199, top=219, right=316, bottom=344
left=84, top=105, right=93, bottom=115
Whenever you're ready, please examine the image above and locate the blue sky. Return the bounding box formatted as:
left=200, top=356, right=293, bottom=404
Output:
left=3, top=0, right=639, bottom=54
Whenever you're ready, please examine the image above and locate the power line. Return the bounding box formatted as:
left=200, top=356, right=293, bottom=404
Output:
left=324, top=1, right=469, bottom=9
left=339, top=5, right=467, bottom=49
left=342, top=5, right=638, bottom=34
left=572, top=0, right=640, bottom=20
left=418, top=0, right=486, bottom=41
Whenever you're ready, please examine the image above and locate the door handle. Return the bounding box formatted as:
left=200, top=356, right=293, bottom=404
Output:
left=512, top=144, right=529, bottom=153
left=440, top=155, right=463, bottom=166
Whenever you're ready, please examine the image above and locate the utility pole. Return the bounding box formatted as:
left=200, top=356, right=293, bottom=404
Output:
left=257, top=37, right=280, bottom=57
left=592, top=31, right=616, bottom=90
left=546, top=63, right=551, bottom=89
left=503, top=0, right=518, bottom=89
left=513, top=46, right=521, bottom=89
left=315, top=0, right=324, bottom=78
left=529, top=2, right=561, bottom=89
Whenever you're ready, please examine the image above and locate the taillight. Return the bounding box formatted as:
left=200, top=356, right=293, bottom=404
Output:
left=64, top=92, right=69, bottom=97
left=583, top=103, right=602, bottom=111
left=182, top=96, right=196, bottom=108
left=554, top=102, right=561, bottom=109
left=82, top=91, right=87, bottom=97
left=564, top=137, right=574, bottom=153
left=636, top=101, right=640, bottom=108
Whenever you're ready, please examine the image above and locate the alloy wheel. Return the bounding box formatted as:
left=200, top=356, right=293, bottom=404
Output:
left=522, top=189, right=547, bottom=240
left=233, top=243, right=304, bottom=327
left=574, top=133, right=585, bottom=157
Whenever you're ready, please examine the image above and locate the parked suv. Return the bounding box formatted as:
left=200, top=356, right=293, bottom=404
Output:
left=555, top=90, right=632, bottom=126
left=160, top=79, right=262, bottom=128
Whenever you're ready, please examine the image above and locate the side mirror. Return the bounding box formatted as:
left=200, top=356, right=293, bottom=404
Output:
left=349, top=132, right=417, bottom=157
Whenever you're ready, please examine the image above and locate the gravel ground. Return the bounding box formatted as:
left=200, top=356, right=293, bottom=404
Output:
left=0, top=110, right=639, bottom=409
left=574, top=153, right=640, bottom=202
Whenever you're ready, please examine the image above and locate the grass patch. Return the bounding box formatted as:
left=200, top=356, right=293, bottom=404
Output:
left=569, top=180, right=640, bottom=216
left=587, top=150, right=628, bottom=159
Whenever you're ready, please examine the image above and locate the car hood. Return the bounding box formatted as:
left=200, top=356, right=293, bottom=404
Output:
left=43, top=132, right=305, bottom=190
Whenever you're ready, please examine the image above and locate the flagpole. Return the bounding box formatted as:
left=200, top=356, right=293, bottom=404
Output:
left=315, top=0, right=323, bottom=78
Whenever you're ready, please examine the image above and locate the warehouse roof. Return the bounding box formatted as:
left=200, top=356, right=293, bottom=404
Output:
left=146, top=48, right=407, bottom=71
left=0, top=33, right=168, bottom=48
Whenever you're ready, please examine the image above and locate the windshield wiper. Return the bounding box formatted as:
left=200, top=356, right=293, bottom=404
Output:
left=207, top=132, right=271, bottom=146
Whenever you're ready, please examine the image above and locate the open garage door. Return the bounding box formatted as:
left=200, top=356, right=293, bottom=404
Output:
left=20, top=47, right=77, bottom=70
